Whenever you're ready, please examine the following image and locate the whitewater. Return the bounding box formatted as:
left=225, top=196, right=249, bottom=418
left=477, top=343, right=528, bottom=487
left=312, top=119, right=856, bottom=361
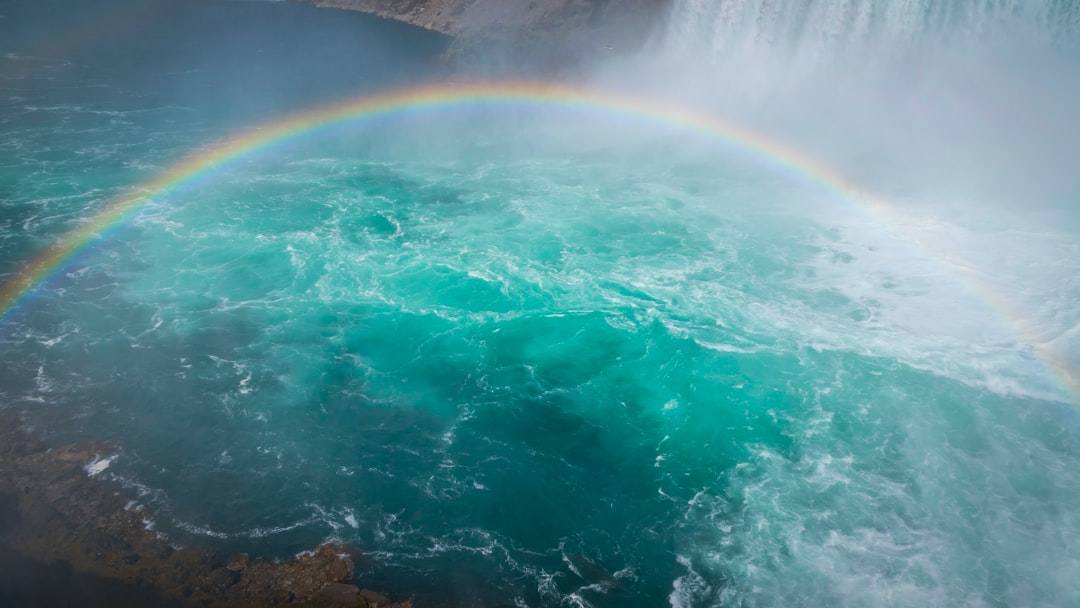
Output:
left=1, top=0, right=1079, bottom=606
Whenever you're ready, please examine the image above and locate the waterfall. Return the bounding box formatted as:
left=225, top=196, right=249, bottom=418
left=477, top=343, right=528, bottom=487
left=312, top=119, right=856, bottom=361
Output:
left=663, top=0, right=1080, bottom=62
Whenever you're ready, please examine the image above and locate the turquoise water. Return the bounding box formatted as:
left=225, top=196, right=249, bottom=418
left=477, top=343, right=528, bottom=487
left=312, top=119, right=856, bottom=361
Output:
left=3, top=1, right=1080, bottom=606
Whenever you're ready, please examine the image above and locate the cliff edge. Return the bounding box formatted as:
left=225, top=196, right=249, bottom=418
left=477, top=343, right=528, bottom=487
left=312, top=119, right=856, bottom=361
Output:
left=294, top=0, right=670, bottom=66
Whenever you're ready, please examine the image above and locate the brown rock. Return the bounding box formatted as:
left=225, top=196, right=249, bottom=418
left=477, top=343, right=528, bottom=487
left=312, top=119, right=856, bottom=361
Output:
left=360, top=588, right=393, bottom=606
left=0, top=420, right=409, bottom=607
left=226, top=553, right=251, bottom=572
left=315, top=581, right=363, bottom=606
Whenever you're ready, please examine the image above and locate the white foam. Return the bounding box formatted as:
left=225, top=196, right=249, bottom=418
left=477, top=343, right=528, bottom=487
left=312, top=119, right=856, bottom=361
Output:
left=39, top=334, right=65, bottom=348
left=84, top=453, right=118, bottom=476
left=669, top=555, right=710, bottom=608
left=174, top=521, right=229, bottom=539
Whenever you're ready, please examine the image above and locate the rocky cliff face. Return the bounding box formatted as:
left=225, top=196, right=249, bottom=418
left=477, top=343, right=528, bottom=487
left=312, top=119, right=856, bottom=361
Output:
left=295, top=0, right=670, bottom=67
left=294, top=0, right=467, bottom=35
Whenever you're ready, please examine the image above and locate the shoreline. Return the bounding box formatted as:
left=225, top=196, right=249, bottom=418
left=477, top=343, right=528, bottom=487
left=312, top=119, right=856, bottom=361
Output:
left=0, top=417, right=411, bottom=607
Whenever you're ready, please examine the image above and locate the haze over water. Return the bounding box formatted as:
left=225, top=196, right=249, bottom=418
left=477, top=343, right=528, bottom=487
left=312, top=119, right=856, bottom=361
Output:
left=2, top=1, right=1079, bottom=606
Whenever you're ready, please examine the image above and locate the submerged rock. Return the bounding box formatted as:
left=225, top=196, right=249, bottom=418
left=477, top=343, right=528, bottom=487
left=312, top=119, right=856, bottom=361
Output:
left=0, top=417, right=411, bottom=607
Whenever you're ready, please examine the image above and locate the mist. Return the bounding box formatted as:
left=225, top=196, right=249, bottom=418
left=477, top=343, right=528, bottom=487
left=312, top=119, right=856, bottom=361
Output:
left=582, top=0, right=1080, bottom=401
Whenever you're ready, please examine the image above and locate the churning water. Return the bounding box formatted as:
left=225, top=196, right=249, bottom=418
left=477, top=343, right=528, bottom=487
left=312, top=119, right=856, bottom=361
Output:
left=2, top=0, right=1079, bottom=606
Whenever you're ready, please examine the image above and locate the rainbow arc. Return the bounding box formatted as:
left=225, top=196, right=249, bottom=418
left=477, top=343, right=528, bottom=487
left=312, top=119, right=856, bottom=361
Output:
left=1, top=81, right=1075, bottom=404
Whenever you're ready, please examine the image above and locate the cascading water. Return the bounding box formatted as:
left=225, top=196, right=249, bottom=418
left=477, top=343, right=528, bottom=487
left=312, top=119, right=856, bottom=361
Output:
left=1, top=1, right=1078, bottom=607
left=665, top=0, right=1079, bottom=58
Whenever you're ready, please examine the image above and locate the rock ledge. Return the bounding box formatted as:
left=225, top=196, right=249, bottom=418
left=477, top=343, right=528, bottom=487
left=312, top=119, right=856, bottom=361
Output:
left=0, top=417, right=409, bottom=607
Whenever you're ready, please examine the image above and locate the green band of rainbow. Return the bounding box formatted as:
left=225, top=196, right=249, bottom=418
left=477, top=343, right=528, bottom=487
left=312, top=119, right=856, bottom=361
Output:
left=1, top=80, right=1075, bottom=404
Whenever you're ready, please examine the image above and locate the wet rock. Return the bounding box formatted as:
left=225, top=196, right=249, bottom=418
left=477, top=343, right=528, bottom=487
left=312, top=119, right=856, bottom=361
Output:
left=360, top=588, right=392, bottom=606
left=358, top=587, right=414, bottom=608
left=315, top=581, right=362, bottom=605
left=226, top=553, right=251, bottom=572
left=0, top=417, right=410, bottom=607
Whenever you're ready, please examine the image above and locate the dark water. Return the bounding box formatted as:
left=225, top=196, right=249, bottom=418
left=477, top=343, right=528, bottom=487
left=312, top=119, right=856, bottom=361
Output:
left=2, top=1, right=1079, bottom=607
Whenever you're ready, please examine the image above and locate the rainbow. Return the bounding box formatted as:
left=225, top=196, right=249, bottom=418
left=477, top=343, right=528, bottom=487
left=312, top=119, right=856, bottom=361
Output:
left=1, top=80, right=1075, bottom=403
